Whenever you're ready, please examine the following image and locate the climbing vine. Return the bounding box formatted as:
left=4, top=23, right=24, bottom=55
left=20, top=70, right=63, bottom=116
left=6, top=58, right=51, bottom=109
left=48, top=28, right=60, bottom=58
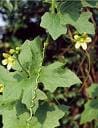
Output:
left=0, top=0, right=98, bottom=128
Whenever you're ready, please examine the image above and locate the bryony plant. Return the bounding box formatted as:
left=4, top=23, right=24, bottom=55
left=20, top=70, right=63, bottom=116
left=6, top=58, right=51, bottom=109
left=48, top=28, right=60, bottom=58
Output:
left=0, top=37, right=81, bottom=128
left=0, top=0, right=98, bottom=128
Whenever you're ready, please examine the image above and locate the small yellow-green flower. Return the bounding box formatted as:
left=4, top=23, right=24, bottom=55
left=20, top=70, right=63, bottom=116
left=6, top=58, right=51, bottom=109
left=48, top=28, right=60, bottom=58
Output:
left=15, top=47, right=21, bottom=54
left=9, top=49, right=15, bottom=54
left=74, top=32, right=92, bottom=50
left=2, top=53, right=15, bottom=70
left=0, top=84, right=4, bottom=93
left=9, top=47, right=21, bottom=55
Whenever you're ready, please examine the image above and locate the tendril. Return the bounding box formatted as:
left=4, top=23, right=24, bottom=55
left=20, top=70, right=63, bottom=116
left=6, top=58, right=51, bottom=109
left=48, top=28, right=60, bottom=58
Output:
left=27, top=37, right=48, bottom=124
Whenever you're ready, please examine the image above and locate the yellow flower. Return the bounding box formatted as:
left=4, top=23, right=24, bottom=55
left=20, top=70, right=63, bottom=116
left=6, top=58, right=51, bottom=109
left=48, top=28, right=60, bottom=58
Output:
left=74, top=32, right=92, bottom=50
left=2, top=53, right=15, bottom=70
left=0, top=84, right=4, bottom=93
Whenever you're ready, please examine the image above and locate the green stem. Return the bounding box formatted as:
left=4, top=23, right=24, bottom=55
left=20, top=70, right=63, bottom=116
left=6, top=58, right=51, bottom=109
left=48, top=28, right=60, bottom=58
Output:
left=51, top=0, right=55, bottom=13
left=68, top=26, right=74, bottom=42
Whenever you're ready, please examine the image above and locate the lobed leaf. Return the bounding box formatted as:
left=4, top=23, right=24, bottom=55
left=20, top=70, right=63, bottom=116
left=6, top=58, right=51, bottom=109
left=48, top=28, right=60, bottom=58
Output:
left=40, top=12, right=66, bottom=40
left=2, top=102, right=34, bottom=128
left=35, top=102, right=68, bottom=128
left=60, top=12, right=95, bottom=34
left=39, top=62, right=81, bottom=91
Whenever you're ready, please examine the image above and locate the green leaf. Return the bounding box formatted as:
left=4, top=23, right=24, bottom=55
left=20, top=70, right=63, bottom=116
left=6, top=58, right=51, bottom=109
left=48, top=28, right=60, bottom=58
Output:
left=60, top=12, right=95, bottom=34
left=29, top=117, right=41, bottom=128
left=13, top=40, right=33, bottom=71
left=2, top=72, right=34, bottom=107
left=0, top=100, right=16, bottom=114
left=75, top=12, right=95, bottom=34
left=0, top=66, right=15, bottom=84
left=39, top=62, right=81, bottom=91
left=15, top=100, right=29, bottom=116
left=60, top=1, right=82, bottom=20
left=2, top=101, right=34, bottom=128
left=59, top=1, right=94, bottom=34
left=81, top=84, right=98, bottom=124
left=40, top=12, right=66, bottom=40
left=81, top=0, right=98, bottom=7
left=29, top=38, right=43, bottom=74
left=2, top=70, right=43, bottom=111
left=13, top=37, right=43, bottom=75
left=0, top=67, right=25, bottom=105
left=87, top=83, right=98, bottom=98
left=1, top=100, right=42, bottom=128
left=3, top=110, right=29, bottom=128
left=33, top=89, right=47, bottom=113
left=80, top=99, right=98, bottom=124
left=35, top=102, right=68, bottom=128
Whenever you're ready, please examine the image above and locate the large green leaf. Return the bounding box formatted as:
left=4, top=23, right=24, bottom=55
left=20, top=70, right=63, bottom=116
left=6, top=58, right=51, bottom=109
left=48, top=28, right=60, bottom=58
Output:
left=1, top=70, right=35, bottom=109
left=0, top=67, right=25, bottom=104
left=35, top=102, right=68, bottom=128
left=40, top=12, right=66, bottom=40
left=2, top=101, right=34, bottom=128
left=59, top=1, right=95, bottom=34
left=2, top=73, right=43, bottom=112
left=13, top=40, right=32, bottom=71
left=75, top=12, right=95, bottom=34
left=2, top=109, right=33, bottom=128
left=13, top=37, right=43, bottom=75
left=80, top=99, right=98, bottom=124
left=39, top=62, right=81, bottom=91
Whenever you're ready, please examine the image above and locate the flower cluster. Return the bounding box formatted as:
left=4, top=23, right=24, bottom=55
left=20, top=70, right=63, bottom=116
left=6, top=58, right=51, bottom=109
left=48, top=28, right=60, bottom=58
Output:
left=73, top=32, right=92, bottom=50
left=2, top=47, right=20, bottom=70
left=2, top=53, right=15, bottom=70
left=9, top=47, right=21, bottom=55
